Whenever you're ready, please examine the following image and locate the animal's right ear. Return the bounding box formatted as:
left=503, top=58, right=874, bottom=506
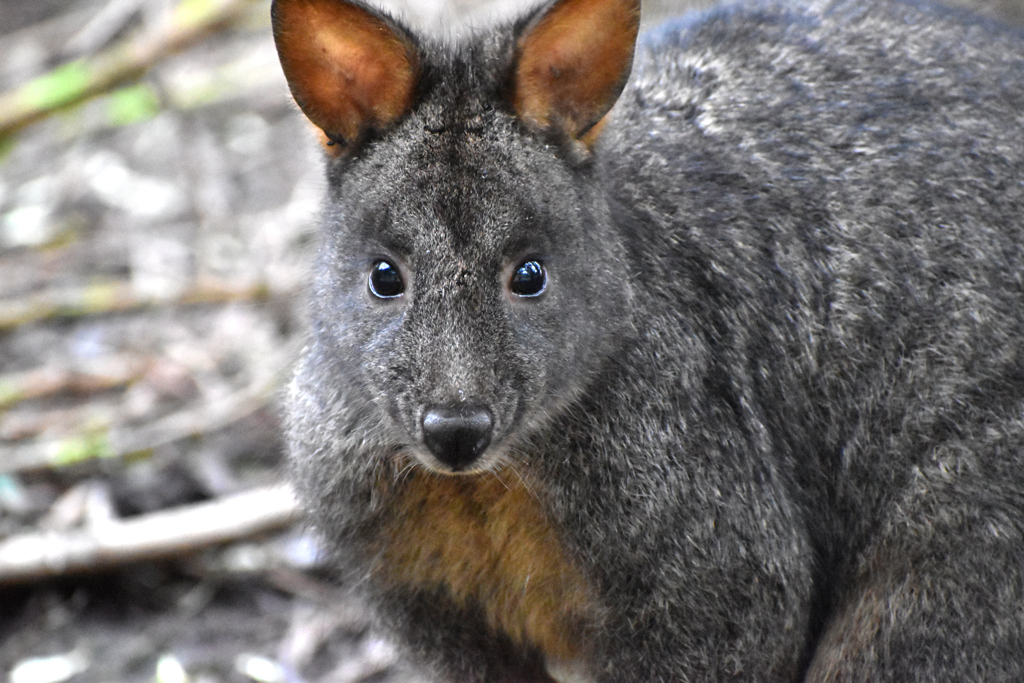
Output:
left=271, top=0, right=420, bottom=156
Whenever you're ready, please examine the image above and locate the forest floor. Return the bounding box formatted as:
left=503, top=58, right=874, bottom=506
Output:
left=0, top=1, right=444, bottom=681
left=1, top=0, right=1021, bottom=681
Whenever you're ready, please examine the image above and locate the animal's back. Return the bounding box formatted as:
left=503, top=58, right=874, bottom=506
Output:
left=580, top=1, right=1024, bottom=677
left=602, top=0, right=1024, bottom=544
left=272, top=0, right=1024, bottom=679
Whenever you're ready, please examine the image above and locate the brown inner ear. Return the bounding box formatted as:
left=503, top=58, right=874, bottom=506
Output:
left=513, top=0, right=640, bottom=140
left=272, top=0, right=419, bottom=151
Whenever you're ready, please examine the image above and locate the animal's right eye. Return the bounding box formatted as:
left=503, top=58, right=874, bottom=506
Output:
left=509, top=260, right=547, bottom=297
left=368, top=260, right=404, bottom=298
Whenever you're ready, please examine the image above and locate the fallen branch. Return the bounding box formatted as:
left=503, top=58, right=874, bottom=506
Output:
left=0, top=484, right=301, bottom=584
left=0, top=0, right=261, bottom=139
left=0, top=278, right=287, bottom=332
left=0, top=353, right=148, bottom=410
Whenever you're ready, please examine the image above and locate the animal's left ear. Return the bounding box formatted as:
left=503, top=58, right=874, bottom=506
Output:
left=511, top=0, right=641, bottom=144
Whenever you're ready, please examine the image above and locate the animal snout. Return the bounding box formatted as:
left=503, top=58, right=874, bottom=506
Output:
left=421, top=404, right=494, bottom=470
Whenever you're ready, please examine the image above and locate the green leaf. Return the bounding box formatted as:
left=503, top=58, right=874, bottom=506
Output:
left=106, top=83, right=161, bottom=127
left=19, top=61, right=92, bottom=112
left=49, top=431, right=114, bottom=467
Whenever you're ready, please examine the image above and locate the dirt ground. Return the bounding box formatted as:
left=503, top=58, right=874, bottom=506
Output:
left=1, top=0, right=1022, bottom=681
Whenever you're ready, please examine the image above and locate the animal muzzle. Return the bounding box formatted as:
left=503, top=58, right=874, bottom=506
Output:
left=421, top=404, right=494, bottom=470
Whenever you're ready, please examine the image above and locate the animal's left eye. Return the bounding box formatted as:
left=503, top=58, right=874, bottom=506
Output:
left=368, top=259, right=404, bottom=298
left=509, top=260, right=547, bottom=297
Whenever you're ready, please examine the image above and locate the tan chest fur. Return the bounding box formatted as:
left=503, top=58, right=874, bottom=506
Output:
left=372, top=470, right=597, bottom=663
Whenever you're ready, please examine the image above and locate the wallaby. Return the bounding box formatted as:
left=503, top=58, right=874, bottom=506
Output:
left=272, top=0, right=1024, bottom=678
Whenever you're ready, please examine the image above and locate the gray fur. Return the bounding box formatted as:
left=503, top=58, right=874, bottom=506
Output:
left=283, top=0, right=1024, bottom=679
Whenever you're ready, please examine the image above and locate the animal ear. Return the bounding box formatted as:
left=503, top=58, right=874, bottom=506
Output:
left=271, top=0, right=420, bottom=155
left=512, top=0, right=640, bottom=143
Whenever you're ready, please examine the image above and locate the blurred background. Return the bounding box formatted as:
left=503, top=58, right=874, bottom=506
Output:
left=0, top=0, right=1021, bottom=681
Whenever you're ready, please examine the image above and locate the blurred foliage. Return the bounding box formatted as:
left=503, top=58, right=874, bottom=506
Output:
left=19, top=62, right=93, bottom=114
left=49, top=430, right=115, bottom=468
left=0, top=0, right=262, bottom=143
left=105, top=83, right=162, bottom=127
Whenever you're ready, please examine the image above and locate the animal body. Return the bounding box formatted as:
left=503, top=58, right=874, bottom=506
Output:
left=272, top=0, right=1024, bottom=678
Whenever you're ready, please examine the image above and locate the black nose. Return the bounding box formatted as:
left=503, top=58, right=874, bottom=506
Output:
left=421, top=405, right=493, bottom=470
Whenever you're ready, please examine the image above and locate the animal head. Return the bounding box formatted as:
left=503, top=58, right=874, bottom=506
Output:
left=274, top=0, right=640, bottom=474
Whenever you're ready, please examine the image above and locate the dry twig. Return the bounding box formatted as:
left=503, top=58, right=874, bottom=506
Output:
left=0, top=484, right=300, bottom=584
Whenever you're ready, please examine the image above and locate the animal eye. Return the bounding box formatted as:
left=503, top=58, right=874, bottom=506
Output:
left=509, top=260, right=546, bottom=297
left=368, top=260, right=404, bottom=299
